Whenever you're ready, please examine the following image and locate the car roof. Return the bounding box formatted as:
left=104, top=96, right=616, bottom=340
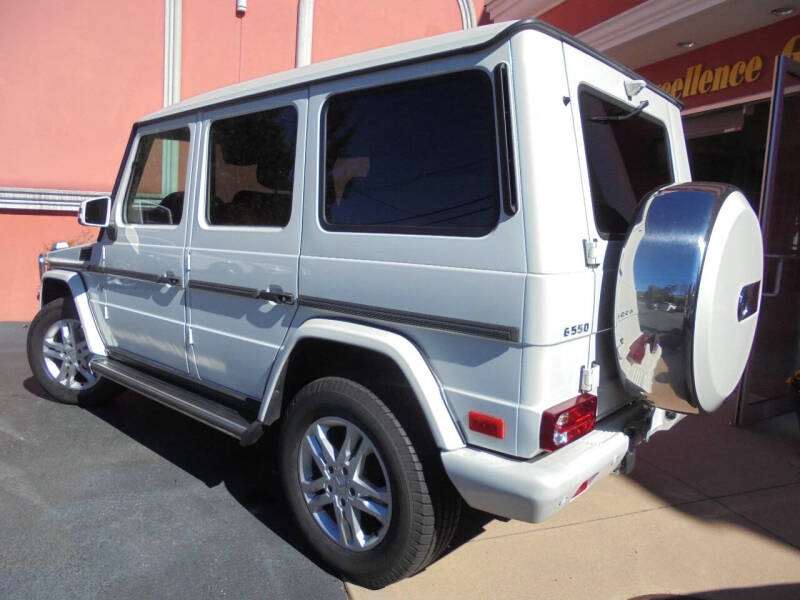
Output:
left=141, top=19, right=679, bottom=125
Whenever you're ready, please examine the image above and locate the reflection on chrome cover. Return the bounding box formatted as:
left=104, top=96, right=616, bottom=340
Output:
left=614, top=182, right=762, bottom=414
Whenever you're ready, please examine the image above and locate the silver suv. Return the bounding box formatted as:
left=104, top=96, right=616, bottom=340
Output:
left=28, top=20, right=764, bottom=588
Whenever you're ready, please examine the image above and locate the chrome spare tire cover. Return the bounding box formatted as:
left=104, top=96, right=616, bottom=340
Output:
left=614, top=182, right=763, bottom=414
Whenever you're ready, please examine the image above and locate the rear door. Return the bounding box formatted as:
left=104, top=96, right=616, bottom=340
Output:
left=186, top=92, right=306, bottom=398
left=562, top=45, right=690, bottom=418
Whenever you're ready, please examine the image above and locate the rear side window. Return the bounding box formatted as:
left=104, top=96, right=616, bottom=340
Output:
left=208, top=106, right=298, bottom=227
left=579, top=89, right=673, bottom=239
left=124, top=128, right=190, bottom=225
left=323, top=70, right=499, bottom=236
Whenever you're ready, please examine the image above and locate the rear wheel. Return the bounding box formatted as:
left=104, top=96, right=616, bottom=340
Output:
left=27, top=298, right=119, bottom=405
left=279, top=376, right=460, bottom=588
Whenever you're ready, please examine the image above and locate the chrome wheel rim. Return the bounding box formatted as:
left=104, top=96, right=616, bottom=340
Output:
left=298, top=417, right=392, bottom=551
left=42, top=318, right=96, bottom=390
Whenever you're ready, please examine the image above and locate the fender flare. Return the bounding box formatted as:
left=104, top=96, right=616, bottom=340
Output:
left=41, top=270, right=107, bottom=356
left=259, top=318, right=465, bottom=451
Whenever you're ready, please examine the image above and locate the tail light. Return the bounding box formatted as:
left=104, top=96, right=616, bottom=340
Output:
left=540, top=393, right=597, bottom=451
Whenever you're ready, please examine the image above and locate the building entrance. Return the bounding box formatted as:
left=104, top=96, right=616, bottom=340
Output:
left=686, top=57, right=800, bottom=424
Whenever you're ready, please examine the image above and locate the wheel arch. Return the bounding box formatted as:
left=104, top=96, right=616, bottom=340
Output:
left=260, top=318, right=465, bottom=451
left=40, top=270, right=106, bottom=356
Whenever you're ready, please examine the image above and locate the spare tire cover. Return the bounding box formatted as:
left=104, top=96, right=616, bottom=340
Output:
left=614, top=182, right=763, bottom=414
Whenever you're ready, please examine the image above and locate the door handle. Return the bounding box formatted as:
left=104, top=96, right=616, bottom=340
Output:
left=158, top=271, right=182, bottom=286
left=257, top=289, right=295, bottom=305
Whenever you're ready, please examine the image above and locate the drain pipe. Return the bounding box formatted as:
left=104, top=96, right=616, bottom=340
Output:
left=295, top=0, right=472, bottom=69
left=296, top=0, right=314, bottom=67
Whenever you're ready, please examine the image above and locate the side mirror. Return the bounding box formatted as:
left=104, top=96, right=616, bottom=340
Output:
left=79, top=196, right=111, bottom=227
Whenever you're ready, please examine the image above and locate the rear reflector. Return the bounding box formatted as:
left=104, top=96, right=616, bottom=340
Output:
left=572, top=474, right=598, bottom=499
left=540, top=393, right=597, bottom=451
left=468, top=411, right=505, bottom=439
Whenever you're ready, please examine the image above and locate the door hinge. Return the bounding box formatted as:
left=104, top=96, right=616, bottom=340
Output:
left=186, top=251, right=191, bottom=272
left=583, top=239, right=600, bottom=268
left=187, top=327, right=194, bottom=345
left=580, top=363, right=598, bottom=393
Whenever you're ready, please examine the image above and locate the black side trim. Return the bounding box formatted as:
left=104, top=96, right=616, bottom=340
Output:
left=188, top=279, right=296, bottom=305
left=91, top=356, right=254, bottom=440
left=87, top=265, right=182, bottom=287
left=138, top=20, right=680, bottom=129
left=494, top=63, right=517, bottom=216
left=189, top=279, right=260, bottom=299
left=298, top=296, right=519, bottom=343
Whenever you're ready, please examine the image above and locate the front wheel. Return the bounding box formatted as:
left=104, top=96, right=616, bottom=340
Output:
left=27, top=298, right=119, bottom=405
left=279, top=376, right=459, bottom=588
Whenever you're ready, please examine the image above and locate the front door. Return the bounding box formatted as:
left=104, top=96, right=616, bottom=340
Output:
left=737, top=56, right=800, bottom=424
left=186, top=92, right=305, bottom=399
left=100, top=121, right=195, bottom=373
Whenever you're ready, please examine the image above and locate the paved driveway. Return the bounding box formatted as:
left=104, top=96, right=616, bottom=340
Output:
left=0, top=322, right=346, bottom=600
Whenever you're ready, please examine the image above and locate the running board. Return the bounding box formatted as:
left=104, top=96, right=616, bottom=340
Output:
left=90, top=357, right=263, bottom=445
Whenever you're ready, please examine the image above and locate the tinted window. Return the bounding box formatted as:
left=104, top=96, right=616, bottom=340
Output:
left=124, top=128, right=190, bottom=225
left=579, top=90, right=673, bottom=239
left=323, top=71, right=499, bottom=236
left=208, top=106, right=297, bottom=227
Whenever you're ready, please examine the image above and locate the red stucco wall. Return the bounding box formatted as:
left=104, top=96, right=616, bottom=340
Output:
left=0, top=0, right=164, bottom=191
left=313, top=0, right=463, bottom=62
left=0, top=212, right=96, bottom=322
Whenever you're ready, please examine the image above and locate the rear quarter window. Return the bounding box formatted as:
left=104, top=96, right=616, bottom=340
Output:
left=579, top=89, right=673, bottom=239
left=322, top=70, right=500, bottom=236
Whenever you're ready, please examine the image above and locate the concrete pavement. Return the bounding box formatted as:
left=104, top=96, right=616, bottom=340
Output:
left=348, top=386, right=800, bottom=598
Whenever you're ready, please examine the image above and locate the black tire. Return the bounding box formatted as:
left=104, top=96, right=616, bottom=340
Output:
left=27, top=297, right=119, bottom=406
left=279, top=376, right=460, bottom=588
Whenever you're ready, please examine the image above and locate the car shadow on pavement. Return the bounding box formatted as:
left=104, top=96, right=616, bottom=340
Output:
left=22, top=377, right=337, bottom=578
left=629, top=582, right=800, bottom=599
left=22, top=376, right=506, bottom=572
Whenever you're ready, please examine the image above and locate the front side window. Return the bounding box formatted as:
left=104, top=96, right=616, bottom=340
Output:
left=579, top=89, right=673, bottom=239
left=207, top=106, right=298, bottom=227
left=323, top=70, right=499, bottom=236
left=124, top=128, right=190, bottom=225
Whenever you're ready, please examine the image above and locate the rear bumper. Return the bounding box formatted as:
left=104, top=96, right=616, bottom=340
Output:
left=441, top=427, right=629, bottom=523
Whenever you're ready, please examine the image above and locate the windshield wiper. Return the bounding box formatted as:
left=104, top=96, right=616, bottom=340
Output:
left=590, top=99, right=649, bottom=123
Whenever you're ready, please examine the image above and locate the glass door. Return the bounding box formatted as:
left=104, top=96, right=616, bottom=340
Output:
left=737, top=56, right=800, bottom=424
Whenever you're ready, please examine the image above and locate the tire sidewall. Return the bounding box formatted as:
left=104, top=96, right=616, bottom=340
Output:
left=279, top=378, right=422, bottom=583
left=27, top=298, right=106, bottom=405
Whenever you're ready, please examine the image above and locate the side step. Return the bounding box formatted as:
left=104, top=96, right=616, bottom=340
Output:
left=90, top=357, right=263, bottom=445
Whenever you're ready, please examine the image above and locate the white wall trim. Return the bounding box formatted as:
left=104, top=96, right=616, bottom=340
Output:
left=484, top=0, right=563, bottom=22
left=164, top=0, right=182, bottom=107
left=578, top=0, right=726, bottom=51
left=296, top=0, right=315, bottom=67
left=0, top=188, right=107, bottom=212
left=457, top=0, right=477, bottom=29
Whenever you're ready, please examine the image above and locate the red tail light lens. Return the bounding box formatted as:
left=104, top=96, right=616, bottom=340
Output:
left=540, top=393, right=597, bottom=451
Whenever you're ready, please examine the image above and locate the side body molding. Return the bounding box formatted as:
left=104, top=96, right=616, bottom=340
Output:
left=40, top=269, right=107, bottom=356
left=259, top=318, right=466, bottom=451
